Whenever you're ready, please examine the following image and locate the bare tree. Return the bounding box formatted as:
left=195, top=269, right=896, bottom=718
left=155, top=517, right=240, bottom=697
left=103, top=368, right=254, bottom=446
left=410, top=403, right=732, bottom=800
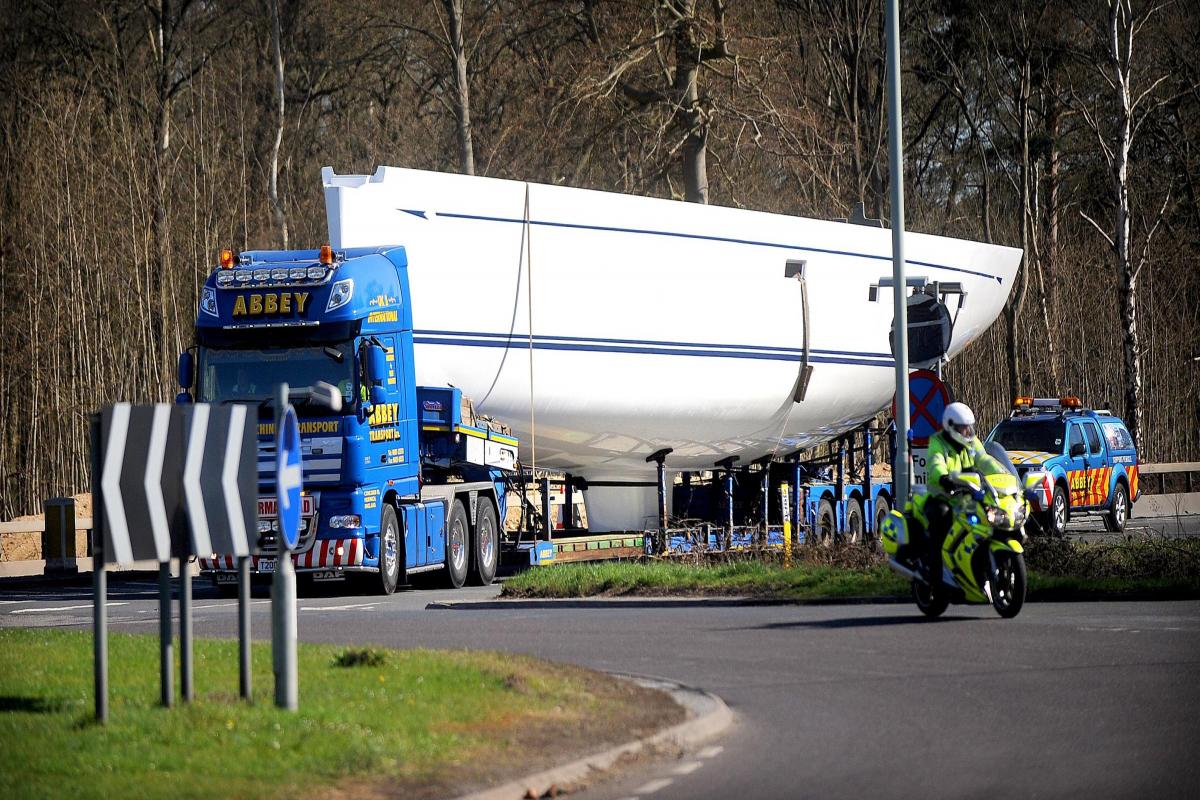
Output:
left=1072, top=0, right=1176, bottom=446
left=267, top=0, right=290, bottom=247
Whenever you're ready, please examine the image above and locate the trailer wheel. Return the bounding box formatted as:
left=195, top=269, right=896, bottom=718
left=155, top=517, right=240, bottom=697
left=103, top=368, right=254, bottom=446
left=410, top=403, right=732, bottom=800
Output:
left=469, top=497, right=500, bottom=586
left=839, top=498, right=865, bottom=545
left=444, top=500, right=469, bottom=589
left=812, top=498, right=836, bottom=545
left=872, top=497, right=892, bottom=546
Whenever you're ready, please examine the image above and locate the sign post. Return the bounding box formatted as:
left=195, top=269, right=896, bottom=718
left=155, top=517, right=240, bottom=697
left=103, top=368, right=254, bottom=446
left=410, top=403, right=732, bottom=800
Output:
left=893, top=370, right=950, bottom=495
left=273, top=383, right=302, bottom=712
left=885, top=0, right=911, bottom=509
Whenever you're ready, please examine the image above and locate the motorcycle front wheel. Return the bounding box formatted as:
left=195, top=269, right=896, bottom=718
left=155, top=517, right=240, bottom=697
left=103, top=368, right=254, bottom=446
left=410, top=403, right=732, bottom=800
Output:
left=913, top=580, right=949, bottom=618
left=990, top=550, right=1027, bottom=619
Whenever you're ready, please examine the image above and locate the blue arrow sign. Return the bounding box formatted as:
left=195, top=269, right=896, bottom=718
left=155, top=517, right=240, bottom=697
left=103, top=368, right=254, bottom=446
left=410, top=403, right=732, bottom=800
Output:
left=276, top=405, right=303, bottom=550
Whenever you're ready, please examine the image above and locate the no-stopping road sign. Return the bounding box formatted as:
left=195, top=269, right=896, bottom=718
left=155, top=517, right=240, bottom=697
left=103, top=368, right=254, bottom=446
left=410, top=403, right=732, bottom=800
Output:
left=892, top=369, right=952, bottom=447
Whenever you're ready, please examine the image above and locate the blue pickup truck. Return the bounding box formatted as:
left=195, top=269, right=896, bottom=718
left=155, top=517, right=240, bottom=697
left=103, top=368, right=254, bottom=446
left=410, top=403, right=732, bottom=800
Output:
left=986, top=397, right=1140, bottom=536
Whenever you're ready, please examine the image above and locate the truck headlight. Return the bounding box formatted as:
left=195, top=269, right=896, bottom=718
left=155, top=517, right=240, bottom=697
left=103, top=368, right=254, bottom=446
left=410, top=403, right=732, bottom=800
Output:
left=326, top=278, right=353, bottom=311
left=329, top=514, right=361, bottom=529
left=200, top=287, right=218, bottom=316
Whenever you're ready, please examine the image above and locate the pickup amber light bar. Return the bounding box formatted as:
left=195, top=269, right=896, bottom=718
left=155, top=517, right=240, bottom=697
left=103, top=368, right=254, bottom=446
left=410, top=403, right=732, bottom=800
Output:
left=319, top=244, right=334, bottom=265
left=219, top=249, right=236, bottom=269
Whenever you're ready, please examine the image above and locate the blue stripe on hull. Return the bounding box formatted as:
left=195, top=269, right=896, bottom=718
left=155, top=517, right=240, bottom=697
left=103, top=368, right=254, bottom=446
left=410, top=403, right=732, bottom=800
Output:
left=434, top=211, right=1004, bottom=284
left=413, top=333, right=894, bottom=368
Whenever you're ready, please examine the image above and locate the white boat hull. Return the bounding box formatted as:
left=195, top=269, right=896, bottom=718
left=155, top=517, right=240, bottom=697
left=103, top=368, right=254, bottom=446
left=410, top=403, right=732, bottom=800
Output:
left=324, top=167, right=1021, bottom=529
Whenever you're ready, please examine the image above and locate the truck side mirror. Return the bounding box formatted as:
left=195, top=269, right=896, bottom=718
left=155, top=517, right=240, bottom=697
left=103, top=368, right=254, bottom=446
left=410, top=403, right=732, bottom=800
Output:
left=1069, top=442, right=1086, bottom=458
left=177, top=351, right=194, bottom=390
left=368, top=345, right=388, bottom=407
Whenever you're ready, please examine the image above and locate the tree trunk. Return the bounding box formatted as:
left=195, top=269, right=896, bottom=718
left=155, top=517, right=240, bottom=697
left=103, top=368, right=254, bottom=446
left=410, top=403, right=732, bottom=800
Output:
left=673, top=2, right=708, bottom=204
left=268, top=0, right=289, bottom=249
left=445, top=0, right=475, bottom=175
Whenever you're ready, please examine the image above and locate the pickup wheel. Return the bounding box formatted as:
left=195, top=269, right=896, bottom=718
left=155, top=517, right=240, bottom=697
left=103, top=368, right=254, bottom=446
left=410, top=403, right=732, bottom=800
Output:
left=375, top=505, right=401, bottom=595
left=469, top=498, right=500, bottom=586
left=444, top=500, right=469, bottom=589
left=1041, top=485, right=1069, bottom=537
left=1104, top=482, right=1129, bottom=533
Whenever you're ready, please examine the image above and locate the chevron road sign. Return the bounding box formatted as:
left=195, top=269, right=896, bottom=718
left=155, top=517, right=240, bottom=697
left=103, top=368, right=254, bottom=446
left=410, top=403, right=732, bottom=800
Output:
left=98, top=403, right=257, bottom=562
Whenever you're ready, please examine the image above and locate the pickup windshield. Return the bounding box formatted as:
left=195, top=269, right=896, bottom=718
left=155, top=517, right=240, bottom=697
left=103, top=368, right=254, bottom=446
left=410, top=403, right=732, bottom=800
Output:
left=196, top=343, right=355, bottom=404
left=988, top=419, right=1065, bottom=454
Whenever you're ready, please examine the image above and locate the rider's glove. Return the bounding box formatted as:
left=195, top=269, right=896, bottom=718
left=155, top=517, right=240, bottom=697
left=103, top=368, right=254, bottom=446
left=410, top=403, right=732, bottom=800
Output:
left=940, top=474, right=956, bottom=492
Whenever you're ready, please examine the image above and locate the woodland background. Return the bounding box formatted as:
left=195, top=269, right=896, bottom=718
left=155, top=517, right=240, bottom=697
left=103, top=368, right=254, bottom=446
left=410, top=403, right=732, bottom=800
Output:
left=1, top=0, right=1198, bottom=517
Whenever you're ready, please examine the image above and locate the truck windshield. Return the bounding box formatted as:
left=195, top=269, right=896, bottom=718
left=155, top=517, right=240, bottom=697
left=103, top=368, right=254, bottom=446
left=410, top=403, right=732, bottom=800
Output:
left=196, top=344, right=355, bottom=404
left=988, top=420, right=1065, bottom=454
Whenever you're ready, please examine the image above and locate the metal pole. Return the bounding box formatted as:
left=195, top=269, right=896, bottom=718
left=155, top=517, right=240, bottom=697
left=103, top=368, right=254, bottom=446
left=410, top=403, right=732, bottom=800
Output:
left=90, top=415, right=108, bottom=725
left=180, top=537, right=193, bottom=703
left=272, top=382, right=298, bottom=711
left=159, top=561, right=174, bottom=707
left=540, top=476, right=552, bottom=540
left=886, top=0, right=911, bottom=510
left=863, top=423, right=875, bottom=533
left=238, top=555, right=252, bottom=701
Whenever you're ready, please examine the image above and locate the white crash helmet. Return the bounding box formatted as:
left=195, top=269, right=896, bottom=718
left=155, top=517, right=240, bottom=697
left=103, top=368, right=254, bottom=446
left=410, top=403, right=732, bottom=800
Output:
left=942, top=402, right=976, bottom=447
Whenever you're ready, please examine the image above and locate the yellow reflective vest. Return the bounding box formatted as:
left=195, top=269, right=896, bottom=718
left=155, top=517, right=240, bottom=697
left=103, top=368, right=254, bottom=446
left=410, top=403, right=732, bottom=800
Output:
left=926, top=430, right=1003, bottom=497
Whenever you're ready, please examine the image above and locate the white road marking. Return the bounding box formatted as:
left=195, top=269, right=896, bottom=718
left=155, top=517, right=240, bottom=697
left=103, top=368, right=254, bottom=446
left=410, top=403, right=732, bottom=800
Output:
left=299, top=602, right=380, bottom=612
left=672, top=761, right=703, bottom=775
left=11, top=603, right=127, bottom=614
left=633, top=778, right=673, bottom=794
left=696, top=745, right=724, bottom=759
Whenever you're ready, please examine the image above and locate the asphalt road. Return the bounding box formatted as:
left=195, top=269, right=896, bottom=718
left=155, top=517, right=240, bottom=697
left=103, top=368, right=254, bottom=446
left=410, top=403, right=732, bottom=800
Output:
left=2, top=580, right=1198, bottom=800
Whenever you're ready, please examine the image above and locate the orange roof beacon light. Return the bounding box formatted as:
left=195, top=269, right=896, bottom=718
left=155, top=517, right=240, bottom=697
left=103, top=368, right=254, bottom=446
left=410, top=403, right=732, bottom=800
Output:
left=219, top=249, right=236, bottom=269
left=1014, top=396, right=1034, bottom=408
left=1060, top=396, right=1083, bottom=408
left=319, top=244, right=334, bottom=265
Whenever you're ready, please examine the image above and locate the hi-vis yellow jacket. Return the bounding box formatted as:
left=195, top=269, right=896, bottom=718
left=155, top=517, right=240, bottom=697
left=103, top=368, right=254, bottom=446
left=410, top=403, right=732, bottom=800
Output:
left=927, top=429, right=1004, bottom=498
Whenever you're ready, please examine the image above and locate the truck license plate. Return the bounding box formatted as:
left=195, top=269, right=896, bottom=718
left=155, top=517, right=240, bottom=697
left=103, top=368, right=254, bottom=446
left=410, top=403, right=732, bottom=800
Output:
left=259, top=496, right=315, bottom=519
left=258, top=559, right=276, bottom=573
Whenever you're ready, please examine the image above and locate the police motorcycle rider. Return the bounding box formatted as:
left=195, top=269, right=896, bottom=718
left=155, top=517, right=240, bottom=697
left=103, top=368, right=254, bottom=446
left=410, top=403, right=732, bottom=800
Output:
left=922, top=402, right=1006, bottom=581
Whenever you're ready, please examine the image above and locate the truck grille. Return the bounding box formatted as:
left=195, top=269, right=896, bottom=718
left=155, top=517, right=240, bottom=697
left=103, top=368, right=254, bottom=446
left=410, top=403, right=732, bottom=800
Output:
left=257, top=436, right=342, bottom=486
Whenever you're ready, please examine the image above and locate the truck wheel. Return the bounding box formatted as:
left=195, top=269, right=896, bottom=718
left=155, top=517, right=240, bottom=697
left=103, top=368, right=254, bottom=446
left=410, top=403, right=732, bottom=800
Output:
left=1104, top=482, right=1129, bottom=533
left=469, top=497, right=500, bottom=586
left=812, top=498, right=836, bottom=545
left=444, top=500, right=469, bottom=589
left=839, top=498, right=864, bottom=545
left=376, top=505, right=401, bottom=595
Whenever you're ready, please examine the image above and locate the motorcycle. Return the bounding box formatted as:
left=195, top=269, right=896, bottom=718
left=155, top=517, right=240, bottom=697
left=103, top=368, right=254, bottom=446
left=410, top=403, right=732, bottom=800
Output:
left=881, top=445, right=1046, bottom=619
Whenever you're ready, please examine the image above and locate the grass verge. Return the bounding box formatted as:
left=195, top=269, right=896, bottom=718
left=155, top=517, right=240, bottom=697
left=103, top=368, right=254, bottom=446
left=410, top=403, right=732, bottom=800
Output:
left=500, top=556, right=1200, bottom=601
left=0, top=629, right=682, bottom=800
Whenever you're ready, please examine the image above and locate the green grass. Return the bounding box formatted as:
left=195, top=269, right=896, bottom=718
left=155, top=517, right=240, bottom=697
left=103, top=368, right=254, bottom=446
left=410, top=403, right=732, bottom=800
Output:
left=501, top=559, right=1200, bottom=601
left=0, top=629, right=648, bottom=800
left=502, top=560, right=910, bottom=599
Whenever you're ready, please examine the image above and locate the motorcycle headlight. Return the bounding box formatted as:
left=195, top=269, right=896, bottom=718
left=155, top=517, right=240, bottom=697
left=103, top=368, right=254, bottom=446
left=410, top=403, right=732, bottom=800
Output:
left=1013, top=504, right=1027, bottom=526
left=986, top=505, right=1006, bottom=527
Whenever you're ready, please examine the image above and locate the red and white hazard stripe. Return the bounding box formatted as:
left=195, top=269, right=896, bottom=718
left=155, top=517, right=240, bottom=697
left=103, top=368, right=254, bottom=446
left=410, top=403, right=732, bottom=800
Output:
left=199, top=539, right=363, bottom=571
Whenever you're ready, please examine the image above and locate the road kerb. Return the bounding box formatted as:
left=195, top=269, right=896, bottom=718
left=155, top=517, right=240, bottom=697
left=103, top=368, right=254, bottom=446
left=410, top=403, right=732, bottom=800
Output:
left=450, top=674, right=733, bottom=800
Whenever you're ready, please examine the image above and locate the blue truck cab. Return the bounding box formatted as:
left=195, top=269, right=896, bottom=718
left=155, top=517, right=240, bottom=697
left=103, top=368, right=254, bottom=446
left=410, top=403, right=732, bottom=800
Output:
left=986, top=396, right=1139, bottom=536
left=180, top=245, right=518, bottom=593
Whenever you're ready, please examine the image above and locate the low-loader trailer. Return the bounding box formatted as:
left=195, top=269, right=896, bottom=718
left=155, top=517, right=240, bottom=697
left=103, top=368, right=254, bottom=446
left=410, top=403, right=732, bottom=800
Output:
left=180, top=245, right=518, bottom=593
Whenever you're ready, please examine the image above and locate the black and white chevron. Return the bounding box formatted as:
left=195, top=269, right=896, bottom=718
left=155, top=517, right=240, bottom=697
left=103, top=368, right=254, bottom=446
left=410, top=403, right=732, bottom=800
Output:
left=98, top=403, right=257, bottom=565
